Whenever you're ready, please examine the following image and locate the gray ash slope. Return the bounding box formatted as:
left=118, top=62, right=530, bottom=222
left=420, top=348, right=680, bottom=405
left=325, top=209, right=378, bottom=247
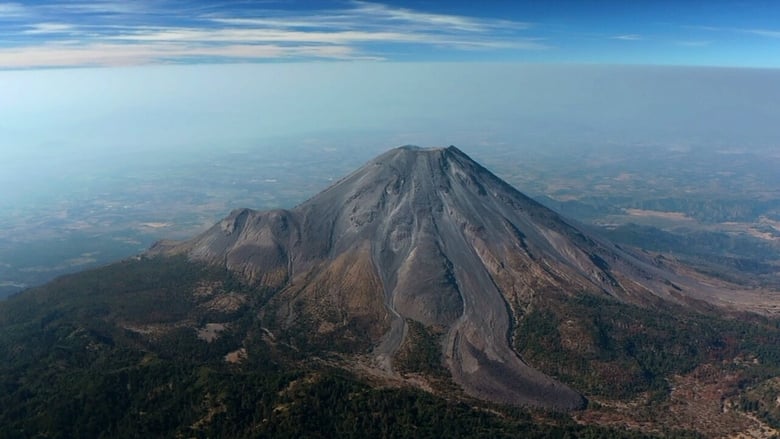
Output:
left=152, top=145, right=770, bottom=410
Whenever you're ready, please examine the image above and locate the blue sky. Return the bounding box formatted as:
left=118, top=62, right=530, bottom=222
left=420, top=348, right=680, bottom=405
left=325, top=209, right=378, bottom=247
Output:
left=1, top=0, right=779, bottom=68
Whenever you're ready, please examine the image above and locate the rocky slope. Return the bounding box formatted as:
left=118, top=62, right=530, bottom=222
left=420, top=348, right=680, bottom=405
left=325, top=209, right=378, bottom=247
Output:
left=151, top=145, right=780, bottom=410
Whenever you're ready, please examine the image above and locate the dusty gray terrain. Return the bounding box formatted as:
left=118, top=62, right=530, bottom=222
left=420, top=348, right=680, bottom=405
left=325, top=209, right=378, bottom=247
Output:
left=151, top=145, right=780, bottom=410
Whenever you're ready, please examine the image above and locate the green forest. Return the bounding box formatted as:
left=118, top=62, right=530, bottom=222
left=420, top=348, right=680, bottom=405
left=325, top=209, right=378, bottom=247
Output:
left=0, top=256, right=776, bottom=437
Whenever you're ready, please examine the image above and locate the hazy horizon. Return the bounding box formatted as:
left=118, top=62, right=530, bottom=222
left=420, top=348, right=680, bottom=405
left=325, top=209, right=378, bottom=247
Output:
left=3, top=62, right=779, bottom=214
left=4, top=62, right=779, bottom=150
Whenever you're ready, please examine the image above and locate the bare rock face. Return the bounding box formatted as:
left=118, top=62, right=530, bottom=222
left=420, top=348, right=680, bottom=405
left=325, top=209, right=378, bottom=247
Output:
left=153, top=145, right=762, bottom=410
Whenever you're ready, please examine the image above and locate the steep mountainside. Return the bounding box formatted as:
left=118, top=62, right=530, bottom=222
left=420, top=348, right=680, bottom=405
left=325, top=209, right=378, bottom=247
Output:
left=152, top=145, right=780, bottom=410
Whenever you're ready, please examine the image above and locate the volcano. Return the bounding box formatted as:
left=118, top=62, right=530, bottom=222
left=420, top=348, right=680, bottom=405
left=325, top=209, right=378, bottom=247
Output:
left=150, top=145, right=775, bottom=410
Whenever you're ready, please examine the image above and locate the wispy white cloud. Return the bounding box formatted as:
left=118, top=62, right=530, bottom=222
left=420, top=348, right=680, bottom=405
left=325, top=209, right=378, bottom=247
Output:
left=687, top=24, right=780, bottom=39
left=209, top=17, right=352, bottom=30
left=747, top=29, right=780, bottom=38
left=207, top=2, right=530, bottom=34
left=200, top=2, right=545, bottom=52
left=677, top=40, right=711, bottom=47
left=43, top=1, right=153, bottom=15
left=0, top=1, right=544, bottom=68
left=0, top=42, right=379, bottom=68
left=107, top=28, right=428, bottom=44
left=23, top=23, right=75, bottom=34
left=613, top=34, right=642, bottom=41
left=349, top=1, right=530, bottom=33
left=103, top=27, right=547, bottom=51
left=0, top=2, right=27, bottom=18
